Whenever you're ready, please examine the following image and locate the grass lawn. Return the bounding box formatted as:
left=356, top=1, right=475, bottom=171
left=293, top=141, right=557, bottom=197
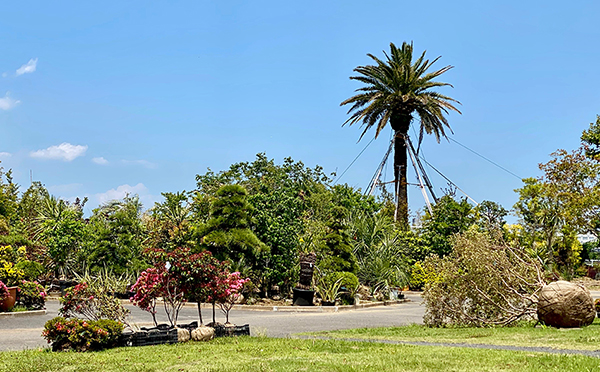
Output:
left=307, top=318, right=600, bottom=351
left=2, top=336, right=600, bottom=372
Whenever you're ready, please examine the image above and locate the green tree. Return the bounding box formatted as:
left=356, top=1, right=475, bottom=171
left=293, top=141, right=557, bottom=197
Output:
left=86, top=196, right=145, bottom=275
left=475, top=200, right=508, bottom=237
left=421, top=194, right=475, bottom=257
left=317, top=207, right=358, bottom=274
left=36, top=195, right=87, bottom=278
left=514, top=147, right=600, bottom=273
left=341, top=42, right=461, bottom=225
left=145, top=191, right=195, bottom=253
left=200, top=185, right=267, bottom=266
left=0, top=164, right=19, bottom=230
left=581, top=115, right=600, bottom=159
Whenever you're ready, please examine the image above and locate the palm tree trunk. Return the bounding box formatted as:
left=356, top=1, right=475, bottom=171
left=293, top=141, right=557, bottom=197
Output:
left=393, top=131, right=409, bottom=227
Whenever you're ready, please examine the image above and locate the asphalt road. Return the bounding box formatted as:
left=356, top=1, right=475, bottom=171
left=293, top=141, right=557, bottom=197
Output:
left=0, top=292, right=425, bottom=352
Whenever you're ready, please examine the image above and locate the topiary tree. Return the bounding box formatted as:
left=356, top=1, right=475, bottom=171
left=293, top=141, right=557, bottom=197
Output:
left=200, top=185, right=267, bottom=265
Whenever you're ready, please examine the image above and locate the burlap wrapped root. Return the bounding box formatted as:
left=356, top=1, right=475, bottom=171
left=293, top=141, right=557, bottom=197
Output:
left=537, top=281, right=595, bottom=328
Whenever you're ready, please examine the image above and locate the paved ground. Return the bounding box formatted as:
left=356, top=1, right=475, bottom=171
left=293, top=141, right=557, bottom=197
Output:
left=0, top=292, right=425, bottom=352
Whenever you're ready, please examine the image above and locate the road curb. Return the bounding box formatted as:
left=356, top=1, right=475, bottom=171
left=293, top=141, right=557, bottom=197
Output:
left=45, top=298, right=409, bottom=312
left=0, top=310, right=46, bottom=318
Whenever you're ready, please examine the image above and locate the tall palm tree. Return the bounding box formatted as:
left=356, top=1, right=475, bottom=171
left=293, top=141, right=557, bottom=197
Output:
left=341, top=41, right=461, bottom=226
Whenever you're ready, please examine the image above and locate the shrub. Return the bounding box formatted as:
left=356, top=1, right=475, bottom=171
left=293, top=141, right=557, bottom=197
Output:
left=60, top=282, right=129, bottom=323
left=14, top=260, right=45, bottom=281
left=422, top=229, right=545, bottom=327
left=0, top=245, right=25, bottom=286
left=17, top=280, right=46, bottom=310
left=595, top=298, right=600, bottom=313
left=0, top=280, right=9, bottom=302
left=216, top=272, right=249, bottom=324
left=408, top=262, right=438, bottom=291
left=325, top=272, right=359, bottom=292
left=42, top=317, right=124, bottom=352
left=130, top=267, right=163, bottom=326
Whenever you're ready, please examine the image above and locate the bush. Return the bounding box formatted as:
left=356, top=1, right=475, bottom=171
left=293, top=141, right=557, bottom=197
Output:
left=422, top=229, right=545, bottom=327
left=0, top=245, right=25, bottom=286
left=14, top=260, right=44, bottom=281
left=42, top=317, right=124, bottom=352
left=408, top=262, right=438, bottom=291
left=60, top=282, right=129, bottom=323
left=17, top=280, right=46, bottom=310
left=325, top=272, right=359, bottom=292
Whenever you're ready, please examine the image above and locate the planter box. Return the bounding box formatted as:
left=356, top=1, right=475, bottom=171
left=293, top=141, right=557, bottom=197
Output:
left=120, top=324, right=178, bottom=347
left=213, top=324, right=250, bottom=337
left=120, top=322, right=250, bottom=347
left=292, top=288, right=314, bottom=306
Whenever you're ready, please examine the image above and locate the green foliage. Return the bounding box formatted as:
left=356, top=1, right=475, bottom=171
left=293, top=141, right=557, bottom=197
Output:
left=14, top=260, right=45, bottom=281
left=552, top=228, right=582, bottom=279
left=324, top=271, right=359, bottom=292
left=581, top=115, right=600, bottom=159
left=85, top=196, right=146, bottom=275
left=145, top=191, right=195, bottom=253
left=194, top=153, right=380, bottom=294
left=0, top=245, right=25, bottom=286
left=315, top=274, right=343, bottom=303
left=409, top=261, right=438, bottom=291
left=0, top=165, right=19, bottom=225
left=421, top=194, right=476, bottom=257
left=42, top=317, right=124, bottom=352
left=514, top=146, right=600, bottom=273
left=16, top=280, right=46, bottom=310
left=475, top=200, right=507, bottom=236
left=346, top=211, right=411, bottom=292
left=35, top=195, right=87, bottom=277
left=317, top=207, right=358, bottom=274
left=201, top=184, right=267, bottom=266
left=340, top=41, right=460, bottom=225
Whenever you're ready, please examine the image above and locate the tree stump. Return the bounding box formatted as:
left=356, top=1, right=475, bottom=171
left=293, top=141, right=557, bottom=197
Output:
left=537, top=281, right=595, bottom=328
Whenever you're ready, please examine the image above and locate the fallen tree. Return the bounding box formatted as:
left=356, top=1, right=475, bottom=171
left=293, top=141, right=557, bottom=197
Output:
left=422, top=229, right=546, bottom=327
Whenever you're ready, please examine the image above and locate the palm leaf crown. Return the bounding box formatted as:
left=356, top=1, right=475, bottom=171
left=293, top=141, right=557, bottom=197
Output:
left=341, top=42, right=461, bottom=142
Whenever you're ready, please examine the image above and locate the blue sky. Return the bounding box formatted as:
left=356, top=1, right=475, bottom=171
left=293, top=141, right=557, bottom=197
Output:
left=1, top=1, right=599, bottom=219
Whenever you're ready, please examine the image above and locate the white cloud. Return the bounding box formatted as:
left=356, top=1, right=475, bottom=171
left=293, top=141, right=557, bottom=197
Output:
left=0, top=152, right=11, bottom=158
left=121, top=159, right=157, bottom=169
left=16, top=58, right=38, bottom=76
left=30, top=142, right=88, bottom=161
left=92, top=157, right=108, bottom=165
left=94, top=183, right=153, bottom=205
left=0, top=92, right=20, bottom=111
left=1, top=73, right=7, bottom=78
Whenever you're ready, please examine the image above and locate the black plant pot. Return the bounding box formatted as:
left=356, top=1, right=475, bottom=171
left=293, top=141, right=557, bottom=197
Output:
left=321, top=301, right=335, bottom=307
left=293, top=288, right=314, bottom=306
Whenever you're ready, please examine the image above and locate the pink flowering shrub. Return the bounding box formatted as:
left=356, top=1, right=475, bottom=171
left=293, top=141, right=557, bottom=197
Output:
left=0, top=281, right=9, bottom=302
left=130, top=268, right=164, bottom=326
left=210, top=272, right=249, bottom=324
left=59, top=282, right=129, bottom=323
left=17, top=280, right=46, bottom=310
left=42, top=316, right=123, bottom=352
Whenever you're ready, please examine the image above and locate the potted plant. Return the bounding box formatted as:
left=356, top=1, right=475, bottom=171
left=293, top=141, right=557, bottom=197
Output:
left=0, top=280, right=17, bottom=312
left=315, top=276, right=343, bottom=306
